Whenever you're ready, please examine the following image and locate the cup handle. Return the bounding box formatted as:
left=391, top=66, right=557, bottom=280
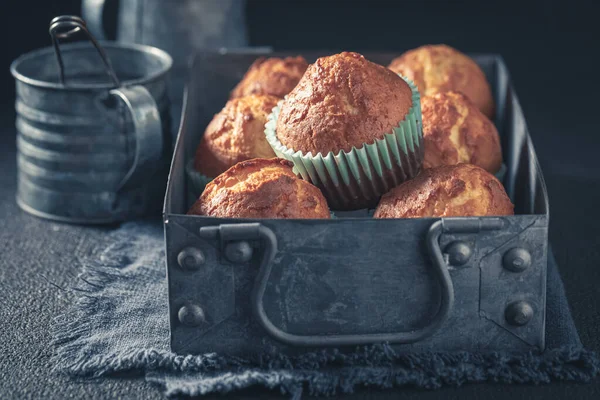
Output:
left=110, top=85, right=164, bottom=191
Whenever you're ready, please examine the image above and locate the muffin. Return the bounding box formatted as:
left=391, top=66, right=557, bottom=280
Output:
left=388, top=45, right=494, bottom=118
left=230, top=56, right=309, bottom=99
left=421, top=91, right=502, bottom=173
left=194, top=94, right=279, bottom=178
left=188, top=158, right=330, bottom=219
left=374, top=164, right=513, bottom=218
left=266, top=52, right=423, bottom=210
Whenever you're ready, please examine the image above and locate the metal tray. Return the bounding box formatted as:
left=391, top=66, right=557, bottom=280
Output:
left=163, top=50, right=549, bottom=356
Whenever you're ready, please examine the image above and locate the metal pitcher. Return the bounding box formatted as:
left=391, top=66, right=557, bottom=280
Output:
left=10, top=16, right=173, bottom=223
left=82, top=0, right=248, bottom=61
left=82, top=0, right=248, bottom=112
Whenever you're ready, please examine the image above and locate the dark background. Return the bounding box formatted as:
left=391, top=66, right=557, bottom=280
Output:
left=3, top=0, right=599, bottom=175
left=1, top=0, right=599, bottom=399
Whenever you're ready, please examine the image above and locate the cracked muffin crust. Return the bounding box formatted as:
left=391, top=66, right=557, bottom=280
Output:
left=374, top=163, right=513, bottom=218
left=194, top=94, right=279, bottom=178
left=389, top=44, right=494, bottom=118
left=421, top=91, right=502, bottom=173
left=188, top=158, right=331, bottom=219
left=230, top=56, right=309, bottom=99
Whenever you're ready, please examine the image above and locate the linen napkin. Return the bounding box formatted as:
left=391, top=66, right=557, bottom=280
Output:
left=52, top=221, right=599, bottom=398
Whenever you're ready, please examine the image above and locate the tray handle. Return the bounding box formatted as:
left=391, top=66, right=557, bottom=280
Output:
left=200, top=218, right=503, bottom=347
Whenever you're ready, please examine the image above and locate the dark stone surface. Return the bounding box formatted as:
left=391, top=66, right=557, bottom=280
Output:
left=0, top=112, right=164, bottom=399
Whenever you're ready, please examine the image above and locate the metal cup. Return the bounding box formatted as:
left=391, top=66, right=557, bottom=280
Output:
left=10, top=16, right=173, bottom=224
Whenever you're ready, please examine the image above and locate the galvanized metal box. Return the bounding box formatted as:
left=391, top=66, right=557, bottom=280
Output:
left=164, top=51, right=549, bottom=356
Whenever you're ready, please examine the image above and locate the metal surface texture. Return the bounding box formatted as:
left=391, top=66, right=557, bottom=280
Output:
left=164, top=51, right=549, bottom=356
left=11, top=17, right=173, bottom=223
left=505, top=301, right=535, bottom=327
left=503, top=247, right=532, bottom=272
left=445, top=241, right=473, bottom=266
left=177, top=247, right=205, bottom=271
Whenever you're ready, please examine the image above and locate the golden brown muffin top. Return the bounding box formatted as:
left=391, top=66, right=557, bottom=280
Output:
left=374, top=163, right=513, bottom=218
left=194, top=94, right=279, bottom=178
left=188, top=158, right=331, bottom=219
left=275, top=52, right=413, bottom=155
left=230, top=56, right=309, bottom=99
left=422, top=91, right=502, bottom=173
left=388, top=44, right=494, bottom=118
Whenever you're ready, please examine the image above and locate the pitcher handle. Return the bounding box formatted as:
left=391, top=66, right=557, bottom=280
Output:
left=110, top=86, right=164, bottom=190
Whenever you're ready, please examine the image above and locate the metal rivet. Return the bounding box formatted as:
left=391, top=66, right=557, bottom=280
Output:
left=505, top=301, right=534, bottom=326
left=445, top=241, right=472, bottom=266
left=177, top=247, right=205, bottom=271
left=224, top=241, right=253, bottom=263
left=178, top=304, right=206, bottom=327
left=503, top=248, right=531, bottom=272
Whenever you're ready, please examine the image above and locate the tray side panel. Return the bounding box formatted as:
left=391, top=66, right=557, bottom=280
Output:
left=167, top=214, right=547, bottom=355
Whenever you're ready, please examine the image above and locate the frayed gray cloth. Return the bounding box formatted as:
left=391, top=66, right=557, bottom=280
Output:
left=52, top=221, right=599, bottom=398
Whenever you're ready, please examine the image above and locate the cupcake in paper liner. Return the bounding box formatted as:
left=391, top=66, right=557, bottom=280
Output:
left=265, top=52, right=423, bottom=210
left=190, top=94, right=280, bottom=199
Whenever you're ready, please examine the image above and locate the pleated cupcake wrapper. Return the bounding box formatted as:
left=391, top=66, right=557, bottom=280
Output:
left=185, top=159, right=213, bottom=200
left=265, top=76, right=423, bottom=210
